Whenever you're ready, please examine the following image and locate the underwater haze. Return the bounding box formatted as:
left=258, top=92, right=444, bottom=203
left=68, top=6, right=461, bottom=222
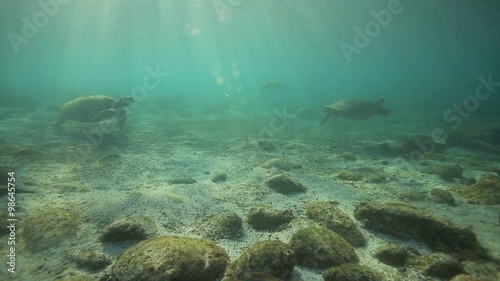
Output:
left=1, top=0, right=499, bottom=109
left=1, top=1, right=500, bottom=281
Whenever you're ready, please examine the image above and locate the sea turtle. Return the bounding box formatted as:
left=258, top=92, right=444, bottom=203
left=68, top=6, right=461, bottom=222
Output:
left=320, top=96, right=390, bottom=125
left=55, top=95, right=134, bottom=130
left=260, top=81, right=289, bottom=98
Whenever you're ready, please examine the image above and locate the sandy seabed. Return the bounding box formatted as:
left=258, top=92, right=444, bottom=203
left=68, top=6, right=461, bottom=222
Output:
left=0, top=102, right=499, bottom=281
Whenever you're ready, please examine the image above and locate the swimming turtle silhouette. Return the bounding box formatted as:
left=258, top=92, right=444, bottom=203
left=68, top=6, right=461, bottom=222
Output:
left=55, top=95, right=134, bottom=130
left=259, top=81, right=289, bottom=98
left=320, top=96, right=390, bottom=125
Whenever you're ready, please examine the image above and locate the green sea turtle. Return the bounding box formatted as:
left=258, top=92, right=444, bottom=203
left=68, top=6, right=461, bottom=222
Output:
left=55, top=95, right=134, bottom=130
left=260, top=81, right=289, bottom=98
left=320, top=96, right=390, bottom=125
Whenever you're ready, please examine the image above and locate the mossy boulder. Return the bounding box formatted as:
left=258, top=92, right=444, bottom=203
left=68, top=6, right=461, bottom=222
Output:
left=306, top=201, right=365, bottom=247
left=265, top=173, right=306, bottom=194
left=23, top=207, right=78, bottom=252
left=72, top=249, right=111, bottom=270
left=422, top=163, right=463, bottom=181
left=335, top=167, right=385, bottom=183
left=261, top=157, right=302, bottom=171
left=100, top=215, right=157, bottom=242
left=453, top=173, right=500, bottom=204
left=289, top=227, right=358, bottom=269
left=112, top=236, right=229, bottom=281
left=211, top=172, right=228, bottom=183
left=450, top=274, right=488, bottom=281
left=431, top=188, right=456, bottom=206
left=408, top=252, right=465, bottom=279
left=437, top=164, right=464, bottom=181
left=354, top=202, right=487, bottom=260
left=247, top=206, right=294, bottom=232
left=223, top=240, right=295, bottom=281
left=374, top=243, right=419, bottom=267
left=336, top=171, right=363, bottom=181
left=339, top=152, right=357, bottom=161
left=323, top=263, right=384, bottom=281
left=200, top=211, right=243, bottom=240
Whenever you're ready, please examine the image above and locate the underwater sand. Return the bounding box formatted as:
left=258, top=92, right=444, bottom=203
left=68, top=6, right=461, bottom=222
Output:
left=0, top=102, right=499, bottom=281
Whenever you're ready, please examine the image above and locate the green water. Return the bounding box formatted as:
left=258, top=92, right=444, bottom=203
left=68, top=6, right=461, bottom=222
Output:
left=1, top=1, right=500, bottom=281
left=2, top=0, right=499, bottom=113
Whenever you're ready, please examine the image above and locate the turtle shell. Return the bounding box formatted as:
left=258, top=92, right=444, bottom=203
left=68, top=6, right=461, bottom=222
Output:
left=325, top=98, right=385, bottom=119
left=59, top=95, right=116, bottom=122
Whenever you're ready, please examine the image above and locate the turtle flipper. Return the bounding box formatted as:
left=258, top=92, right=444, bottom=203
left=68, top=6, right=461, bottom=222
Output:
left=117, top=110, right=128, bottom=130
left=54, top=117, right=66, bottom=128
left=320, top=112, right=332, bottom=125
left=375, top=96, right=385, bottom=107
left=91, top=109, right=117, bottom=122
left=377, top=108, right=391, bottom=116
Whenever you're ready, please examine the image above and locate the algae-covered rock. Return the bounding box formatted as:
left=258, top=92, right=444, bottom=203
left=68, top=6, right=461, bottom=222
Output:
left=374, top=243, right=419, bottom=267
left=453, top=173, right=500, bottom=204
left=450, top=274, right=488, bottom=281
left=437, top=163, right=463, bottom=181
left=354, top=202, right=486, bottom=260
left=431, top=188, right=456, bottom=206
left=408, top=252, right=465, bottom=279
left=336, top=171, right=363, bottom=181
left=211, top=172, right=228, bottom=183
left=100, top=215, right=157, bottom=242
left=247, top=206, right=294, bottom=232
left=112, top=236, right=229, bottom=281
left=201, top=211, right=243, bottom=240
left=339, top=152, right=357, bottom=161
left=289, top=227, right=358, bottom=269
left=306, top=201, right=365, bottom=247
left=336, top=167, right=385, bottom=183
left=422, top=163, right=463, bottom=181
left=265, top=173, right=306, bottom=194
left=323, top=263, right=384, bottom=281
left=261, top=157, right=302, bottom=171
left=23, top=207, right=78, bottom=252
left=72, top=249, right=111, bottom=270
left=223, top=240, right=295, bottom=281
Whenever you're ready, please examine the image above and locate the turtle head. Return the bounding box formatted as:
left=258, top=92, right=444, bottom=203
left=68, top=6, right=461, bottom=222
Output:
left=113, top=96, right=134, bottom=109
